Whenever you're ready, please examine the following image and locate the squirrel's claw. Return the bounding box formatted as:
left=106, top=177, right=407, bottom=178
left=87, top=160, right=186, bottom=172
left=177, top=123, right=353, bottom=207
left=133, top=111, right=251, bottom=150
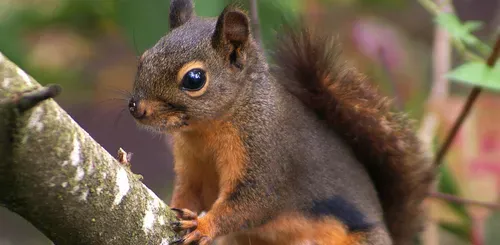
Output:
left=171, top=230, right=212, bottom=245
left=171, top=207, right=198, bottom=220
left=171, top=238, right=185, bottom=245
left=182, top=230, right=212, bottom=245
left=198, top=237, right=213, bottom=245
left=170, top=208, right=212, bottom=244
left=170, top=220, right=198, bottom=231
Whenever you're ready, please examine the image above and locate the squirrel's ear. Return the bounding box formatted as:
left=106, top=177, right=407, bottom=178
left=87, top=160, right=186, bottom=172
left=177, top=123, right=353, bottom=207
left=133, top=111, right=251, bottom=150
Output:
left=212, top=7, right=251, bottom=69
left=169, top=0, right=194, bottom=30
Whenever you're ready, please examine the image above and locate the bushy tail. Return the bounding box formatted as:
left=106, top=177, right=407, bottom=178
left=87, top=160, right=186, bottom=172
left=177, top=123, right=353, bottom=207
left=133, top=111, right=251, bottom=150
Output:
left=272, top=22, right=436, bottom=244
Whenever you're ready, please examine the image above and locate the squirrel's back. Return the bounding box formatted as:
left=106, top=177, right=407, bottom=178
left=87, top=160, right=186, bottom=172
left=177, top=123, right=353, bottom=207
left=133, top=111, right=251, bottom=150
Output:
left=272, top=22, right=436, bottom=244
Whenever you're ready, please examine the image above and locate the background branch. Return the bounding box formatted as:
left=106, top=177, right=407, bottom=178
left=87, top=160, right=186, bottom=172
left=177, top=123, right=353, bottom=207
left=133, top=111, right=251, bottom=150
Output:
left=249, top=0, right=262, bottom=48
left=434, top=35, right=500, bottom=165
left=0, top=52, right=178, bottom=245
left=428, top=192, right=500, bottom=210
left=418, top=1, right=454, bottom=244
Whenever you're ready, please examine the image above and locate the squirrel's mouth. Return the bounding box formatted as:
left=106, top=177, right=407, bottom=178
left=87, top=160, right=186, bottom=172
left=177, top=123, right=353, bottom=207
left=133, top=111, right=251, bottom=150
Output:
left=128, top=98, right=191, bottom=133
left=135, top=112, right=191, bottom=134
left=163, top=114, right=191, bottom=132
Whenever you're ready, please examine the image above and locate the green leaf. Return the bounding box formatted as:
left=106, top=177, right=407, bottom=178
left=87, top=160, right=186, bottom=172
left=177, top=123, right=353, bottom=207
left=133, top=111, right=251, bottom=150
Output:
left=485, top=212, right=500, bottom=245
left=440, top=222, right=471, bottom=242
left=438, top=165, right=471, bottom=223
left=447, top=61, right=500, bottom=91
left=435, top=13, right=484, bottom=47
left=489, top=61, right=500, bottom=84
left=447, top=62, right=489, bottom=85
left=437, top=165, right=472, bottom=242
left=463, top=21, right=483, bottom=33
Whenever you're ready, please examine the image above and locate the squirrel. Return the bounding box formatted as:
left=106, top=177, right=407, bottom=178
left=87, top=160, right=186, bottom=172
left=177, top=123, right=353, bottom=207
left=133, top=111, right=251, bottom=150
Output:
left=128, top=0, right=436, bottom=244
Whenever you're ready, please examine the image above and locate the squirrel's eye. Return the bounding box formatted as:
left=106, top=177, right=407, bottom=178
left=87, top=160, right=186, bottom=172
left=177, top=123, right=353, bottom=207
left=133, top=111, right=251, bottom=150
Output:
left=181, top=69, right=206, bottom=91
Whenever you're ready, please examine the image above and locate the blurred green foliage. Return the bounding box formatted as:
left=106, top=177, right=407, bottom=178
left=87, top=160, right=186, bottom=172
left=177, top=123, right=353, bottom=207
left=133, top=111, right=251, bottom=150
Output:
left=435, top=12, right=491, bottom=56
left=1, top=0, right=499, bottom=244
left=438, top=164, right=472, bottom=241
left=421, top=3, right=500, bottom=244
left=485, top=212, right=500, bottom=245
left=0, top=0, right=302, bottom=99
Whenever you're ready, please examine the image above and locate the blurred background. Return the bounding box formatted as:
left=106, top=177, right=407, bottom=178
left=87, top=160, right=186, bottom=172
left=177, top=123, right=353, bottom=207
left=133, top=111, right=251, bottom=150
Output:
left=0, top=0, right=499, bottom=244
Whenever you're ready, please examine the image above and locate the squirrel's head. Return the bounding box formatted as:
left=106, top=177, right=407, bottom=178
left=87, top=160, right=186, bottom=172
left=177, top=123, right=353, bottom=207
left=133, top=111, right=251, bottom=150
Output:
left=129, top=0, right=261, bottom=133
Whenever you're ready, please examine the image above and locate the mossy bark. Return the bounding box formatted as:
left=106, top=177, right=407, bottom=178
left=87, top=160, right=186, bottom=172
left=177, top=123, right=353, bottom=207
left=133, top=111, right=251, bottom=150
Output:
left=0, top=52, right=178, bottom=245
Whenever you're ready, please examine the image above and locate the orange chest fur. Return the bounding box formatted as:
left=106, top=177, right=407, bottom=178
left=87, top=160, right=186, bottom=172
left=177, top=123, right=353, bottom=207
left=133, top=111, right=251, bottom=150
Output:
left=172, top=121, right=248, bottom=209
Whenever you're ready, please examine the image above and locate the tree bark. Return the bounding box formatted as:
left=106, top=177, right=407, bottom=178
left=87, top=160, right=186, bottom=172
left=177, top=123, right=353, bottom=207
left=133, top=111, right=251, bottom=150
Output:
left=0, top=52, right=178, bottom=244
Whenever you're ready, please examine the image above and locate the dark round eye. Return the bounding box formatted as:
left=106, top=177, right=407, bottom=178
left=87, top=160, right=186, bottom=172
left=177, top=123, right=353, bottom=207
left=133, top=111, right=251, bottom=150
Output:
left=181, top=68, right=206, bottom=91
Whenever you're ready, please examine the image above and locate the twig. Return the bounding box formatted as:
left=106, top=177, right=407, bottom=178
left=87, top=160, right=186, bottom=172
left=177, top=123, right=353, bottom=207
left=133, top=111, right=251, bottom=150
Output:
left=249, top=0, right=262, bottom=48
left=0, top=84, right=62, bottom=112
left=428, top=192, right=500, bottom=210
left=117, top=148, right=133, bottom=167
left=17, top=84, right=62, bottom=112
left=418, top=0, right=440, bottom=15
left=434, top=35, right=500, bottom=165
left=430, top=20, right=452, bottom=101
left=486, top=36, right=500, bottom=66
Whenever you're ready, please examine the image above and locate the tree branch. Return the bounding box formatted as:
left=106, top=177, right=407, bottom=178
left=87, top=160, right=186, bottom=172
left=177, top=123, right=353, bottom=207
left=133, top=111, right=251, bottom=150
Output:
left=434, top=35, right=500, bottom=165
left=428, top=192, right=500, bottom=210
left=418, top=2, right=453, bottom=244
left=0, top=84, right=61, bottom=112
left=0, top=52, right=178, bottom=244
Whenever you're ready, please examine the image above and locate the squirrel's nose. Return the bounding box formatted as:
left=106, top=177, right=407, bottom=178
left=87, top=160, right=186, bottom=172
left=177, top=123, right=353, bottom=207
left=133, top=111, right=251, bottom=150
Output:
left=128, top=98, right=147, bottom=119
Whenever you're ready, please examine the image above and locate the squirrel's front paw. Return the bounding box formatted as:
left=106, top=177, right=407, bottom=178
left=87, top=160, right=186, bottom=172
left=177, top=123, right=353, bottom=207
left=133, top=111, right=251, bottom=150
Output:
left=171, top=208, right=213, bottom=245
